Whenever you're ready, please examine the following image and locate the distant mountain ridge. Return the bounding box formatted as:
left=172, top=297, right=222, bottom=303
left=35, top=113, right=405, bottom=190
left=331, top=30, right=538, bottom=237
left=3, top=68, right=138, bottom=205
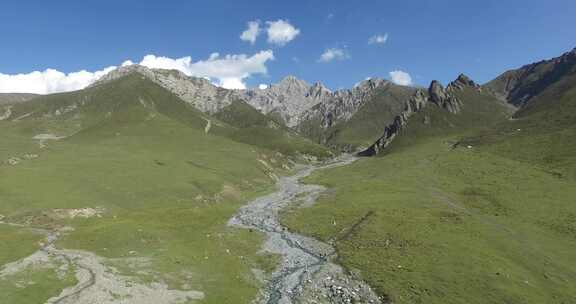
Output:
left=89, top=65, right=416, bottom=150
left=0, top=93, right=38, bottom=105
left=3, top=68, right=330, bottom=159
left=240, top=76, right=403, bottom=128
left=484, top=47, right=576, bottom=107
left=239, top=76, right=334, bottom=127
left=360, top=46, right=576, bottom=156
left=6, top=46, right=574, bottom=157
left=358, top=73, right=503, bottom=156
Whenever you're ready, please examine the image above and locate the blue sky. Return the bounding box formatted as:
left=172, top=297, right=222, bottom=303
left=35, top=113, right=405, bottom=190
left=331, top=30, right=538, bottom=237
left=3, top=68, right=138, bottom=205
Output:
left=0, top=0, right=575, bottom=93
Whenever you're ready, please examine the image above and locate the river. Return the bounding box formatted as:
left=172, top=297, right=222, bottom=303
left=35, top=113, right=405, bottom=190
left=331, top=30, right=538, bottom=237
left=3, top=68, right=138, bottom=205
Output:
left=229, top=155, right=381, bottom=304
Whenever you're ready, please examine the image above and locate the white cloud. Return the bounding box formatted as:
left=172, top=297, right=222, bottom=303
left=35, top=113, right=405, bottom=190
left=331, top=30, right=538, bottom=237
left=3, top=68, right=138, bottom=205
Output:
left=240, top=20, right=261, bottom=44
left=218, top=78, right=247, bottom=90
left=157, top=51, right=273, bottom=89
left=318, top=48, right=349, bottom=63
left=0, top=50, right=275, bottom=93
left=369, top=33, right=389, bottom=45
left=139, top=54, right=193, bottom=72
left=0, top=66, right=116, bottom=94
left=258, top=84, right=268, bottom=90
left=389, top=70, right=413, bottom=86
left=266, top=19, right=300, bottom=46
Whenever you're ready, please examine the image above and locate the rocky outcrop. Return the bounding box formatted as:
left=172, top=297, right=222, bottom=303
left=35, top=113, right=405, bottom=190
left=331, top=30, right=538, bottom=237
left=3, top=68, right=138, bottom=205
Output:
left=298, top=78, right=395, bottom=129
left=239, top=76, right=334, bottom=127
left=358, top=74, right=480, bottom=156
left=448, top=73, right=481, bottom=91
left=406, top=89, right=428, bottom=113
left=429, top=80, right=462, bottom=114
left=241, top=77, right=401, bottom=128
left=357, top=89, right=427, bottom=156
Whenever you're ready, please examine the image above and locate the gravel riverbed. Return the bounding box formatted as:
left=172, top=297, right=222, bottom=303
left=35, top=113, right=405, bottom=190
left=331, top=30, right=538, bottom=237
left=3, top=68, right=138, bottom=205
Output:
left=229, top=155, right=382, bottom=304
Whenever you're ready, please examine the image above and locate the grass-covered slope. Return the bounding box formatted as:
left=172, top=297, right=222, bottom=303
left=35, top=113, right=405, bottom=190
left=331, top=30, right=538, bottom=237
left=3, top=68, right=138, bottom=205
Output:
left=0, top=74, right=294, bottom=303
left=465, top=70, right=576, bottom=179
left=484, top=47, right=576, bottom=107
left=6, top=73, right=217, bottom=137
left=388, top=86, right=512, bottom=151
left=215, top=100, right=332, bottom=159
left=282, top=84, right=576, bottom=303
left=327, top=85, right=415, bottom=149
left=8, top=73, right=330, bottom=159
left=298, top=84, right=415, bottom=151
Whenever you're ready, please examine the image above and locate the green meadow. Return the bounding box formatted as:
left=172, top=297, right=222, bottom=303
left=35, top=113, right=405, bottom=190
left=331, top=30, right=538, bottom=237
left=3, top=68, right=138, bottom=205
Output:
left=282, top=86, right=576, bottom=303
left=0, top=76, right=305, bottom=303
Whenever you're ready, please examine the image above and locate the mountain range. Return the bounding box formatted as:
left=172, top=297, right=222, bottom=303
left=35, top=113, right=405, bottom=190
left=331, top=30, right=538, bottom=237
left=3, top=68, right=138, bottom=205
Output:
left=1, top=46, right=576, bottom=304
left=5, top=48, right=575, bottom=157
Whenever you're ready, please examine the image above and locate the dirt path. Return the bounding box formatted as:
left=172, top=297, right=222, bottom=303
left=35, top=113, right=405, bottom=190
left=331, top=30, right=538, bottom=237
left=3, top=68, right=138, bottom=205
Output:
left=203, top=118, right=211, bottom=134
left=0, top=223, right=204, bottom=304
left=229, top=155, right=382, bottom=304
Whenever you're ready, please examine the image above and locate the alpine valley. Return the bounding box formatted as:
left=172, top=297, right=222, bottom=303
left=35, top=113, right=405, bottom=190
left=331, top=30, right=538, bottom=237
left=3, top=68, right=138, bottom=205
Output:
left=1, top=47, right=576, bottom=304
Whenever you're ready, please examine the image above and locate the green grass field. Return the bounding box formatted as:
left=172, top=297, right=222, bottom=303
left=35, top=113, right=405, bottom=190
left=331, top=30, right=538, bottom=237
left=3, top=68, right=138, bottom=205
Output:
left=0, top=264, right=77, bottom=304
left=282, top=86, right=576, bottom=303
left=1, top=69, right=574, bottom=303
left=327, top=85, right=415, bottom=149
left=0, top=226, right=43, bottom=267
left=297, top=84, right=415, bottom=150
left=0, top=115, right=285, bottom=303
left=283, top=137, right=576, bottom=303
left=0, top=75, right=302, bottom=303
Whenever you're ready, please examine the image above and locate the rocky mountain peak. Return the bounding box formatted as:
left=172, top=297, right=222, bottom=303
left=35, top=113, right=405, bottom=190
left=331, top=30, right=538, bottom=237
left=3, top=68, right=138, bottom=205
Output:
left=297, top=77, right=407, bottom=134
left=448, top=73, right=480, bottom=91
left=484, top=46, right=576, bottom=106
left=311, top=81, right=330, bottom=91
left=90, top=65, right=155, bottom=86
left=354, top=78, right=390, bottom=92
left=308, top=82, right=332, bottom=99
left=282, top=75, right=299, bottom=81
left=428, top=80, right=447, bottom=103
left=276, top=75, right=310, bottom=91
left=428, top=80, right=462, bottom=113
left=455, top=73, right=475, bottom=86
left=240, top=76, right=328, bottom=127
left=241, top=76, right=395, bottom=128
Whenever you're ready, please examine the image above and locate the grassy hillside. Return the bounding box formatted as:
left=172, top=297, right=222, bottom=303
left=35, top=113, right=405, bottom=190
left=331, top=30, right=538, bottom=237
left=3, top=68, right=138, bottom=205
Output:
left=484, top=48, right=575, bottom=107
left=7, top=73, right=329, bottom=159
left=0, top=75, right=294, bottom=303
left=282, top=86, right=576, bottom=303
left=465, top=72, right=576, bottom=179
left=388, top=87, right=512, bottom=151
left=299, top=84, right=415, bottom=151
left=328, top=85, right=415, bottom=149
left=215, top=100, right=332, bottom=159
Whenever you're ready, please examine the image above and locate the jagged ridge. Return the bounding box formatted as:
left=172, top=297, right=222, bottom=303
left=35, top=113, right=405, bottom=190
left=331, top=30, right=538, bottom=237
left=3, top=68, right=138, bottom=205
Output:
left=484, top=47, right=576, bottom=107
left=91, top=65, right=240, bottom=114
left=358, top=74, right=483, bottom=156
